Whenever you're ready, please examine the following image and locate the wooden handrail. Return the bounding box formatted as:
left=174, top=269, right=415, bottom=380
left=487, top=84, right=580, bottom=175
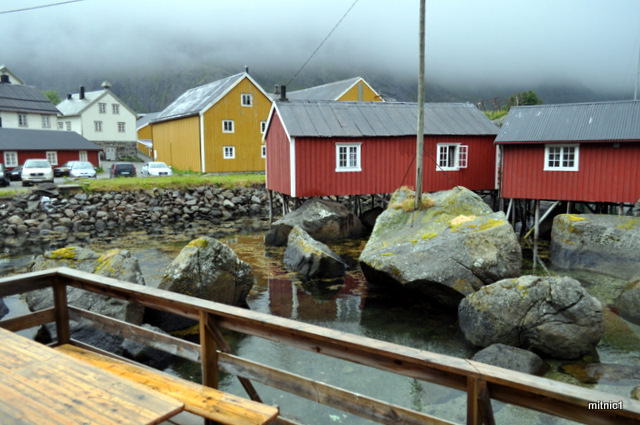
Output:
left=1, top=267, right=640, bottom=425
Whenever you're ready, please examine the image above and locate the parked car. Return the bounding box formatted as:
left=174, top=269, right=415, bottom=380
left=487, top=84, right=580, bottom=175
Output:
left=110, top=162, right=136, bottom=178
left=21, top=159, right=54, bottom=186
left=8, top=165, right=22, bottom=181
left=54, top=161, right=77, bottom=177
left=0, top=164, right=9, bottom=187
left=140, top=161, right=172, bottom=177
left=69, top=161, right=97, bottom=178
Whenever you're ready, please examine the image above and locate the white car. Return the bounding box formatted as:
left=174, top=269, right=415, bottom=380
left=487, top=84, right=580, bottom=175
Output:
left=21, top=159, right=54, bottom=186
left=141, top=161, right=172, bottom=177
left=69, top=161, right=97, bottom=178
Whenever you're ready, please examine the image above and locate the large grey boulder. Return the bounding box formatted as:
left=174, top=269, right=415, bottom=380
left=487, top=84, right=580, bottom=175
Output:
left=0, top=298, right=8, bottom=319
left=283, top=225, right=347, bottom=280
left=458, top=275, right=603, bottom=359
left=551, top=214, right=640, bottom=280
left=265, top=198, right=364, bottom=246
left=159, top=237, right=254, bottom=307
left=28, top=246, right=145, bottom=324
left=359, top=186, right=521, bottom=307
left=614, top=278, right=640, bottom=325
left=472, top=343, right=548, bottom=375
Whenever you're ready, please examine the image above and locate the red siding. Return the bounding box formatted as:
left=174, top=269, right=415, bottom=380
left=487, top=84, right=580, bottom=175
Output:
left=501, top=143, right=640, bottom=203
left=1, top=150, right=100, bottom=169
left=265, top=110, right=291, bottom=194
left=293, top=135, right=496, bottom=197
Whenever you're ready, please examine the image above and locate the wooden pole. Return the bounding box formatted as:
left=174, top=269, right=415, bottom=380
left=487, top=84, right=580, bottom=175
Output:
left=414, top=0, right=426, bottom=210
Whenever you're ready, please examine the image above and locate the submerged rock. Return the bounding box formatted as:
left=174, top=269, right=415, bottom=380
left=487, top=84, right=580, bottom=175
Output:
left=159, top=236, right=254, bottom=307
left=283, top=225, right=347, bottom=280
left=28, top=246, right=145, bottom=324
left=458, top=275, right=603, bottom=359
left=472, top=343, right=548, bottom=375
left=561, top=363, right=640, bottom=384
left=0, top=298, right=7, bottom=319
left=614, top=278, right=640, bottom=325
left=359, top=186, right=521, bottom=308
left=265, top=198, right=364, bottom=246
left=551, top=214, right=640, bottom=280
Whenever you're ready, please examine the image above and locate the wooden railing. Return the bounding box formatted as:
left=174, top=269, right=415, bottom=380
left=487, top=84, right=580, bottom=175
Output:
left=1, top=267, right=639, bottom=425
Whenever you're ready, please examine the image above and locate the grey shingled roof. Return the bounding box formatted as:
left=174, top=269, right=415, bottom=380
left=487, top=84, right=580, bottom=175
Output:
left=0, top=83, right=60, bottom=114
left=274, top=100, right=498, bottom=138
left=136, top=112, right=160, bottom=130
left=153, top=73, right=246, bottom=123
left=287, top=77, right=364, bottom=101
left=496, top=100, right=640, bottom=143
left=0, top=128, right=101, bottom=150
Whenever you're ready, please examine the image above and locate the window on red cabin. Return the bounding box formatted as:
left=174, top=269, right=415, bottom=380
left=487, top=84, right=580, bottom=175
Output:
left=335, top=143, right=362, bottom=172
left=544, top=144, right=579, bottom=171
left=437, top=144, right=468, bottom=170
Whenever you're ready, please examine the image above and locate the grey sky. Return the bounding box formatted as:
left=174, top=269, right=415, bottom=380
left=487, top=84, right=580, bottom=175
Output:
left=2, top=0, right=640, bottom=96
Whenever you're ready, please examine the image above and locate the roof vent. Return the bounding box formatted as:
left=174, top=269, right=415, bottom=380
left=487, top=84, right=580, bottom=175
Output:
left=0, top=74, right=9, bottom=84
left=244, top=65, right=249, bottom=74
left=67, top=93, right=72, bottom=100
left=101, top=80, right=111, bottom=89
left=273, top=84, right=280, bottom=95
left=279, top=85, right=287, bottom=101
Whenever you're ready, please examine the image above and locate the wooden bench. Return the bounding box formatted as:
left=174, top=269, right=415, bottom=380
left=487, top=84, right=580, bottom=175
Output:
left=56, top=344, right=278, bottom=425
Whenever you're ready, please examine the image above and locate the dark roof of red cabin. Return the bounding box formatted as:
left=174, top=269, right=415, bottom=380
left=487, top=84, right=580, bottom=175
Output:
left=496, top=100, right=640, bottom=144
left=271, top=100, right=498, bottom=138
left=0, top=128, right=101, bottom=150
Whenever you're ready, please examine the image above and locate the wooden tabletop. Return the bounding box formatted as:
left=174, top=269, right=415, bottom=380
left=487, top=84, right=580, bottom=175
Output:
left=0, top=328, right=184, bottom=425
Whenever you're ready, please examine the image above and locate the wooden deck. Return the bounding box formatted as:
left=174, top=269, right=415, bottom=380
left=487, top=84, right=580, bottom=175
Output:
left=1, top=267, right=639, bottom=425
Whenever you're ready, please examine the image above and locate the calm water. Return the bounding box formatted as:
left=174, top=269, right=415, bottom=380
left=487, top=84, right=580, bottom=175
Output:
left=2, top=229, right=639, bottom=424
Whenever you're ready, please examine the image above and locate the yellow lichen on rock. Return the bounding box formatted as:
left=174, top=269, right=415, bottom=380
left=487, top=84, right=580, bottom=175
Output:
left=450, top=215, right=476, bottom=226
left=50, top=247, right=77, bottom=260
left=187, top=238, right=209, bottom=249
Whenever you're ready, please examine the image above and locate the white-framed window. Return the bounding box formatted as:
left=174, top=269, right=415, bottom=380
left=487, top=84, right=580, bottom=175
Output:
left=4, top=151, right=18, bottom=167
left=18, top=113, right=28, bottom=127
left=260, top=121, right=267, bottom=134
left=544, top=144, right=579, bottom=171
left=98, top=103, right=106, bottom=113
left=261, top=145, right=266, bottom=158
left=112, top=104, right=120, bottom=114
left=336, top=143, right=362, bottom=172
left=117, top=122, right=125, bottom=132
left=46, top=151, right=58, bottom=165
left=41, top=115, right=51, bottom=129
left=57, top=122, right=64, bottom=130
left=65, top=121, right=72, bottom=131
left=222, top=120, right=234, bottom=133
left=78, top=151, right=88, bottom=161
left=437, top=143, right=468, bottom=170
left=94, top=121, right=103, bottom=132
left=223, top=146, right=235, bottom=159
left=241, top=93, right=252, bottom=106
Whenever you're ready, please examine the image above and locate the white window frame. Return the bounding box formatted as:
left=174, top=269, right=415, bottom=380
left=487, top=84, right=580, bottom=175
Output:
left=222, top=120, right=234, bottom=133
left=78, top=151, right=88, bottom=161
left=18, top=113, right=28, bottom=127
left=4, top=151, right=18, bottom=167
left=41, top=115, right=51, bottom=129
left=112, top=104, right=120, bottom=114
left=335, top=143, right=362, bottom=172
left=65, top=121, right=72, bottom=131
left=94, top=120, right=103, bottom=132
left=117, top=122, right=125, bottom=133
left=46, top=151, right=58, bottom=166
left=57, top=122, right=64, bottom=130
left=241, top=93, right=253, bottom=107
left=223, top=146, right=235, bottom=159
left=544, top=144, right=579, bottom=171
left=261, top=145, right=266, bottom=158
left=436, top=143, right=468, bottom=171
left=260, top=121, right=267, bottom=134
left=98, top=103, right=106, bottom=114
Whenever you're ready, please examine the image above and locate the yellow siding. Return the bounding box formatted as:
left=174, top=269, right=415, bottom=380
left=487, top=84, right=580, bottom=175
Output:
left=338, top=80, right=383, bottom=102
left=201, top=78, right=270, bottom=173
left=151, top=116, right=201, bottom=172
left=137, top=124, right=152, bottom=140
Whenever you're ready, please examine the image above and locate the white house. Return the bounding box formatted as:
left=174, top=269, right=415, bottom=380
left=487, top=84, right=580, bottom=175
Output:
left=56, top=81, right=137, bottom=160
left=0, top=65, right=25, bottom=85
left=0, top=71, right=60, bottom=131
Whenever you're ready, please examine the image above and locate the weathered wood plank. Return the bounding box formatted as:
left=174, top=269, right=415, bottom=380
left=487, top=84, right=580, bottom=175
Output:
left=53, top=279, right=70, bottom=344
left=56, top=344, right=279, bottom=425
left=199, top=311, right=219, bottom=389
left=0, top=308, right=56, bottom=332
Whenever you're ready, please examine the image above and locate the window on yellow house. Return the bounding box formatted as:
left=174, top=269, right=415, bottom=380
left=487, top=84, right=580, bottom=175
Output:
left=241, top=94, right=252, bottom=106
left=223, top=146, right=235, bottom=159
left=223, top=120, right=234, bottom=133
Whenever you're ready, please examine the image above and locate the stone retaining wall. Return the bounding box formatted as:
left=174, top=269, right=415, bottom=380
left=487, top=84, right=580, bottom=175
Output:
left=0, top=185, right=275, bottom=252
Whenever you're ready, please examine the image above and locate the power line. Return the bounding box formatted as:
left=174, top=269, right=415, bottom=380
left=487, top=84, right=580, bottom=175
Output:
left=286, top=0, right=360, bottom=87
left=0, top=0, right=86, bottom=15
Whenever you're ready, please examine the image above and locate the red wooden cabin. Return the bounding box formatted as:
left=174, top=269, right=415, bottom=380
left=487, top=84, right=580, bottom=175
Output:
left=496, top=100, right=640, bottom=204
left=263, top=100, right=498, bottom=198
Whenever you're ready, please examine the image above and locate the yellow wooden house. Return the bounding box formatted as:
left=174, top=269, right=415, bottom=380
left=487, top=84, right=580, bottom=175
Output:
left=151, top=72, right=271, bottom=173
left=286, top=76, right=384, bottom=102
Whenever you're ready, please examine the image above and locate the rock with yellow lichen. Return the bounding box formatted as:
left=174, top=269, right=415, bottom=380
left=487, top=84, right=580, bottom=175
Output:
left=359, top=186, right=521, bottom=308
left=550, top=214, right=640, bottom=279
left=159, top=236, right=254, bottom=307
left=283, top=225, right=347, bottom=280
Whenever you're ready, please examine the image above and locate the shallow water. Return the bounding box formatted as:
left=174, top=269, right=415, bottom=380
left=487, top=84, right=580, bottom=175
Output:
left=1, top=230, right=639, bottom=424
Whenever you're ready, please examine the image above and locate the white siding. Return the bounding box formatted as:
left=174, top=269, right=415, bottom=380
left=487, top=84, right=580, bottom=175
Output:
left=78, top=92, right=136, bottom=143
left=0, top=111, right=59, bottom=130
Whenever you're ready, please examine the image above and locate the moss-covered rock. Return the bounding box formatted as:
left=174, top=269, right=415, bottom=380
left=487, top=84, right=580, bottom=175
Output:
left=359, top=186, right=521, bottom=308
left=613, top=278, right=640, bottom=325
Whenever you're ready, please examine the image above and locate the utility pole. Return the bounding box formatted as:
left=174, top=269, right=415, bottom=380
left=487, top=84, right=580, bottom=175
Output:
left=415, top=0, right=425, bottom=210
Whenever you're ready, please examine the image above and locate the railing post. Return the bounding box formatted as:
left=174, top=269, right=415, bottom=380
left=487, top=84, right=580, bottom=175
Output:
left=52, top=277, right=70, bottom=345
left=467, top=377, right=495, bottom=425
left=199, top=311, right=219, bottom=389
